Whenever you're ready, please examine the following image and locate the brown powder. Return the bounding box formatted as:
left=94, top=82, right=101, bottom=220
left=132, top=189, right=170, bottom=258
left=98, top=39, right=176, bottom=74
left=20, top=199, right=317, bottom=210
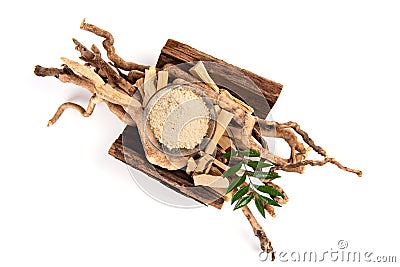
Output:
left=148, top=87, right=210, bottom=149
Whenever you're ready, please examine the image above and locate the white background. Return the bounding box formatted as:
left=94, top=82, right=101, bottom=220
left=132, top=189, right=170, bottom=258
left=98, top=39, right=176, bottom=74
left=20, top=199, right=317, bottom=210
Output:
left=1, top=0, right=399, bottom=266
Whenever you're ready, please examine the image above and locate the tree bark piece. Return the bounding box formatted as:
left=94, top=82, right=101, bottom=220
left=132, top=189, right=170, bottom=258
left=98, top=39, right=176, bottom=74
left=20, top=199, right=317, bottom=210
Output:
left=156, top=39, right=283, bottom=118
left=109, top=125, right=225, bottom=209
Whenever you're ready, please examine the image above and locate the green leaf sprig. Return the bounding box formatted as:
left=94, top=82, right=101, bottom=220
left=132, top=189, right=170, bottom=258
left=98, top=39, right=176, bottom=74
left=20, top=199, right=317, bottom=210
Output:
left=223, top=149, right=282, bottom=218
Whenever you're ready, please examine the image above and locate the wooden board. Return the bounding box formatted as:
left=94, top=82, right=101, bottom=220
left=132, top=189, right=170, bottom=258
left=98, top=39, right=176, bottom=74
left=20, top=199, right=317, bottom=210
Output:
left=109, top=39, right=283, bottom=209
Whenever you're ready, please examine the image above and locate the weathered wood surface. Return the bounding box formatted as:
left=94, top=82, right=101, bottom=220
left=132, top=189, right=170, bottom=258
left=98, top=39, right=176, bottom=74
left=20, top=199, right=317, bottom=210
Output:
left=156, top=39, right=283, bottom=118
left=109, top=125, right=225, bottom=209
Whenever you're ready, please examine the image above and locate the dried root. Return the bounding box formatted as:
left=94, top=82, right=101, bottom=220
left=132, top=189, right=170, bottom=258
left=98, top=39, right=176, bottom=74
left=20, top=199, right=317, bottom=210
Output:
left=80, top=18, right=148, bottom=72
left=47, top=94, right=101, bottom=126
left=242, top=206, right=274, bottom=258
left=34, top=65, right=134, bottom=125
left=256, top=118, right=362, bottom=177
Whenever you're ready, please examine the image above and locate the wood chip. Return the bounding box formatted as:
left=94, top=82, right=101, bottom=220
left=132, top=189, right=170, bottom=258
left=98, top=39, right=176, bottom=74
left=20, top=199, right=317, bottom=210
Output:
left=214, top=104, right=221, bottom=115
left=186, top=157, right=197, bottom=175
left=136, top=77, right=145, bottom=99
left=60, top=57, right=140, bottom=108
left=212, top=158, right=228, bottom=171
left=195, top=153, right=214, bottom=172
left=189, top=61, right=220, bottom=93
left=167, top=156, right=189, bottom=169
left=204, top=162, right=212, bottom=174
left=193, top=174, right=229, bottom=188
left=156, top=70, right=169, bottom=90
left=142, top=66, right=157, bottom=106
left=205, top=109, right=234, bottom=155
left=218, top=133, right=231, bottom=150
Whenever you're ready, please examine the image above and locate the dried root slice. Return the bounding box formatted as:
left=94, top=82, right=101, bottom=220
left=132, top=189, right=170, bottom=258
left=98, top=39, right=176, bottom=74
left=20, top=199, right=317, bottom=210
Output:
left=142, top=66, right=157, bottom=106
left=136, top=78, right=145, bottom=99
left=189, top=61, right=220, bottom=93
left=204, top=109, right=234, bottom=155
left=195, top=153, right=214, bottom=173
left=156, top=71, right=169, bottom=90
left=186, top=157, right=197, bottom=175
left=218, top=135, right=231, bottom=150
left=60, top=57, right=140, bottom=108
left=193, top=174, right=229, bottom=188
left=212, top=157, right=229, bottom=171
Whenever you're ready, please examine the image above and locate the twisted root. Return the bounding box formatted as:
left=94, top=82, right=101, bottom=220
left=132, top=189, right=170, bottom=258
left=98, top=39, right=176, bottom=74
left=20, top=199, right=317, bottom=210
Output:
left=34, top=65, right=134, bottom=125
left=47, top=94, right=101, bottom=126
left=80, top=18, right=148, bottom=72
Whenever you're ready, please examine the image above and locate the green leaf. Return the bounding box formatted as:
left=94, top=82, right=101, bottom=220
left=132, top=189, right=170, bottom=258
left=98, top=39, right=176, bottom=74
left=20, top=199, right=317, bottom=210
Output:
left=233, top=194, right=253, bottom=210
left=240, top=150, right=260, bottom=157
left=223, top=162, right=243, bottom=178
left=225, top=174, right=246, bottom=194
left=255, top=185, right=284, bottom=198
left=246, top=160, right=272, bottom=169
left=222, top=150, right=238, bottom=158
left=248, top=171, right=281, bottom=179
left=258, top=194, right=281, bottom=207
left=231, top=185, right=250, bottom=204
left=255, top=197, right=266, bottom=218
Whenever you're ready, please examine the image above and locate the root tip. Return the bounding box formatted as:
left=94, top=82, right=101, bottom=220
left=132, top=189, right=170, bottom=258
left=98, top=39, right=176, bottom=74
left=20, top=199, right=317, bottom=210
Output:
left=80, top=18, right=86, bottom=29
